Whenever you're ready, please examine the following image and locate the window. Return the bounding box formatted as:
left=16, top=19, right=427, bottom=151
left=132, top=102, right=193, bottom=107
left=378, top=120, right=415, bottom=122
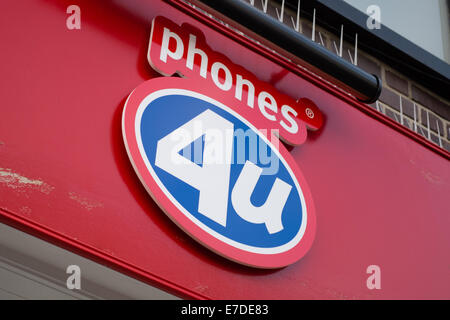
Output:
left=343, top=0, right=450, bottom=63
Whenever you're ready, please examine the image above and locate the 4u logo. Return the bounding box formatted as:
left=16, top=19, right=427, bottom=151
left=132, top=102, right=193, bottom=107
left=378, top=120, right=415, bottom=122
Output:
left=155, top=108, right=290, bottom=234
left=122, top=78, right=316, bottom=268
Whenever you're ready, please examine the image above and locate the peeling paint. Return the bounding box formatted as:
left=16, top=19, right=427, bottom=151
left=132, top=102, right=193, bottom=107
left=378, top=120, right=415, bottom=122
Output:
left=68, top=192, right=103, bottom=211
left=19, top=206, right=32, bottom=215
left=103, top=248, right=116, bottom=257
left=290, top=277, right=361, bottom=300
left=193, top=284, right=209, bottom=294
left=0, top=168, right=54, bottom=194
left=421, top=170, right=443, bottom=185
left=409, top=160, right=445, bottom=185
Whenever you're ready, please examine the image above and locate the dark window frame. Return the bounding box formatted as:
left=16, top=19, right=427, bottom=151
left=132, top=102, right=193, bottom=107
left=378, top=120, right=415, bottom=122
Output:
left=284, top=0, right=450, bottom=101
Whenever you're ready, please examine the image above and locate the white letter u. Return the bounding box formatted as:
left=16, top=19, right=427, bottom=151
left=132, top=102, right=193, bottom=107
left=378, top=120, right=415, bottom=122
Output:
left=231, top=161, right=291, bottom=234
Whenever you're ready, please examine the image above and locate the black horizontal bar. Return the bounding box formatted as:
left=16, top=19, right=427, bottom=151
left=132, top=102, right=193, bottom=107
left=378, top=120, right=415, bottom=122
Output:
left=191, top=0, right=382, bottom=103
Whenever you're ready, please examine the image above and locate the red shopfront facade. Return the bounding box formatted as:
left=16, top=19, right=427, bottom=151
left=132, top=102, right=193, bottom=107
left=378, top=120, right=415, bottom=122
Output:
left=0, top=0, right=449, bottom=299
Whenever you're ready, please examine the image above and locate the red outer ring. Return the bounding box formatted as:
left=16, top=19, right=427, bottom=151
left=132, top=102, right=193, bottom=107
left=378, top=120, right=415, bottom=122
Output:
left=122, top=77, right=316, bottom=269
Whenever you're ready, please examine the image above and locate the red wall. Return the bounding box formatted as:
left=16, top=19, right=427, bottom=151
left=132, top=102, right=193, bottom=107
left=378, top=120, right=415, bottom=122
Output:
left=0, top=0, right=449, bottom=299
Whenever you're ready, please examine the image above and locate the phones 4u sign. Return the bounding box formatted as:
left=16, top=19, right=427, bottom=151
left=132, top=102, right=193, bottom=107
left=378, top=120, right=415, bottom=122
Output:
left=122, top=16, right=322, bottom=268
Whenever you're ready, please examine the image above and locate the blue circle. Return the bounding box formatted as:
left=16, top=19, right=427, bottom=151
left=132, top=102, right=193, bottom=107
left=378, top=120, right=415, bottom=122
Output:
left=140, top=93, right=303, bottom=249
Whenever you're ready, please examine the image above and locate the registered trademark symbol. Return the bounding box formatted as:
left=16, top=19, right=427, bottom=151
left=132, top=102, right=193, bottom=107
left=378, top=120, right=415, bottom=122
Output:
left=305, top=108, right=314, bottom=119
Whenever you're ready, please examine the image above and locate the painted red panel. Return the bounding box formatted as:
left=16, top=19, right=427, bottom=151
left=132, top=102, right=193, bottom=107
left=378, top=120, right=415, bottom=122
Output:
left=0, top=0, right=449, bottom=299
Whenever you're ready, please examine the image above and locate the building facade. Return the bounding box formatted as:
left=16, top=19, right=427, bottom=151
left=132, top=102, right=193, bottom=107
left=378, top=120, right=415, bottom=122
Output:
left=0, top=0, right=449, bottom=299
